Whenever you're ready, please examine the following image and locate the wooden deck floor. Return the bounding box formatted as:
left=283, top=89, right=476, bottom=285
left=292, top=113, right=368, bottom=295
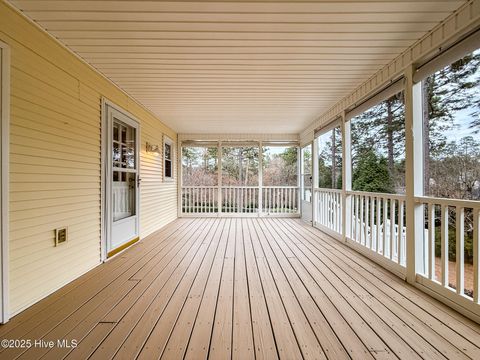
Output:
left=1, top=218, right=479, bottom=360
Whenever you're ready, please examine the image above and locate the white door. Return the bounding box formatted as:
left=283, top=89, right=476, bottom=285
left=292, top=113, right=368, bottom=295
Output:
left=105, top=104, right=140, bottom=257
left=301, top=144, right=313, bottom=222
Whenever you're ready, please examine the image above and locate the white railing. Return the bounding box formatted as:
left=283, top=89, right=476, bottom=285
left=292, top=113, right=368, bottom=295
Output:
left=181, top=185, right=300, bottom=216
left=415, top=196, right=480, bottom=303
left=314, top=188, right=342, bottom=234
left=262, top=186, right=299, bottom=214
left=221, top=186, right=259, bottom=213
left=181, top=186, right=218, bottom=214
left=347, top=191, right=407, bottom=268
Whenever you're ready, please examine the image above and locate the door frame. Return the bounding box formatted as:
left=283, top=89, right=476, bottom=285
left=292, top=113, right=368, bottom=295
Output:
left=101, top=99, right=141, bottom=262
left=0, top=41, right=10, bottom=323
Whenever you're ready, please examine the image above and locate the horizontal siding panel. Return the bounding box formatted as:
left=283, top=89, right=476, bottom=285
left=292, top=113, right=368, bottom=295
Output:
left=10, top=236, right=100, bottom=274
left=1, top=1, right=177, bottom=316
left=10, top=214, right=100, bottom=243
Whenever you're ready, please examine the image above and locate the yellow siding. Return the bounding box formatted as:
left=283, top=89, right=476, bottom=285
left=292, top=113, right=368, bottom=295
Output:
left=0, top=1, right=177, bottom=315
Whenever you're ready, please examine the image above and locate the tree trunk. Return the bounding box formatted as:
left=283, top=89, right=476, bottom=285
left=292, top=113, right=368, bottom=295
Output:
left=386, top=99, right=395, bottom=178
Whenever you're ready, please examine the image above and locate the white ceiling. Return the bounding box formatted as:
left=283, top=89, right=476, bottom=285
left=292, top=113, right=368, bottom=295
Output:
left=9, top=0, right=465, bottom=134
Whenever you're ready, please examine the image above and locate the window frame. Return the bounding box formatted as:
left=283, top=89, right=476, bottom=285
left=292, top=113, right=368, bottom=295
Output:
left=163, top=135, right=174, bottom=181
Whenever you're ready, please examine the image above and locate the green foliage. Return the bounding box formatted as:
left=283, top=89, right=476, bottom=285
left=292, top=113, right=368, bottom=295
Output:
left=352, top=150, right=394, bottom=193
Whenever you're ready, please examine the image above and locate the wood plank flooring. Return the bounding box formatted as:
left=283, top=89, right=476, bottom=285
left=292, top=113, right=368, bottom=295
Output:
left=1, top=218, right=479, bottom=359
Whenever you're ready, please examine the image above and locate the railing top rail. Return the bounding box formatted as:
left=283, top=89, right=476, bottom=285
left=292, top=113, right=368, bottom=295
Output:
left=182, top=185, right=299, bottom=189
left=415, top=195, right=480, bottom=209
left=346, top=190, right=406, bottom=200
left=314, top=187, right=342, bottom=193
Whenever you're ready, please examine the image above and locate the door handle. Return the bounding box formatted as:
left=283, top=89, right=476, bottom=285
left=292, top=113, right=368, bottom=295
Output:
left=137, top=177, right=142, bottom=187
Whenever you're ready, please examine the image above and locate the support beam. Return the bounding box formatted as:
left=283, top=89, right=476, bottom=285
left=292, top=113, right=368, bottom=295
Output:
left=405, top=65, right=425, bottom=283
left=341, top=111, right=351, bottom=242
left=312, top=136, right=318, bottom=225
left=217, top=141, right=222, bottom=214
left=258, top=141, right=263, bottom=214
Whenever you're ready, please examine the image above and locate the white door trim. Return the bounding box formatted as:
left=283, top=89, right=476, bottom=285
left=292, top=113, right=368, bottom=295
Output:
left=0, top=41, right=11, bottom=323
left=101, top=98, right=141, bottom=261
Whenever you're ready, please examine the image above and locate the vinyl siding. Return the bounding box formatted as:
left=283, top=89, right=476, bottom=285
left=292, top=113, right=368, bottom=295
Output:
left=0, top=1, right=177, bottom=315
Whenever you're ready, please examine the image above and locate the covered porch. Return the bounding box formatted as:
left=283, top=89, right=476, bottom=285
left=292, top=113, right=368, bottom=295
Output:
left=1, top=218, right=479, bottom=359
left=0, top=0, right=480, bottom=359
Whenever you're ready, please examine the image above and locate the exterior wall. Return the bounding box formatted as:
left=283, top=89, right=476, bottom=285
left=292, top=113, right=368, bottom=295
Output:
left=0, top=1, right=177, bottom=316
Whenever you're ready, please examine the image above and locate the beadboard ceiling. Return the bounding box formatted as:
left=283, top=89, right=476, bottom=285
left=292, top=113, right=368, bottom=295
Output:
left=8, top=0, right=465, bottom=134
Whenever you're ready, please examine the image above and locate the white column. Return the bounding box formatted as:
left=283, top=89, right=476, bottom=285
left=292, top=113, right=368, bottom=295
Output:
left=258, top=141, right=263, bottom=215
left=217, top=141, right=222, bottom=215
left=342, top=111, right=352, bottom=242
left=405, top=65, right=425, bottom=283
left=312, top=137, right=318, bottom=225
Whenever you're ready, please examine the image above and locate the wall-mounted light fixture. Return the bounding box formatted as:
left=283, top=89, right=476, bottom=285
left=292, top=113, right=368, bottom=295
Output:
left=146, top=142, right=160, bottom=154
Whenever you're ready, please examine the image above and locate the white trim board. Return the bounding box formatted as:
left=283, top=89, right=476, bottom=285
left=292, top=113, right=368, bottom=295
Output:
left=0, top=41, right=10, bottom=323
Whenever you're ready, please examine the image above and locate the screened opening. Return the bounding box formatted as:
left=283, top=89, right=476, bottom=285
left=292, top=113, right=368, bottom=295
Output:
left=262, top=145, right=298, bottom=186
left=350, top=90, right=406, bottom=194
left=421, top=48, right=480, bottom=200
left=419, top=47, right=480, bottom=296
left=316, top=125, right=342, bottom=189
left=221, top=145, right=259, bottom=186
left=181, top=146, right=218, bottom=186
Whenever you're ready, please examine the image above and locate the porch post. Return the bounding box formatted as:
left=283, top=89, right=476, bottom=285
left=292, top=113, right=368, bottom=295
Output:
left=405, top=65, right=425, bottom=283
left=258, top=141, right=263, bottom=215
left=217, top=141, right=222, bottom=215
left=312, top=137, right=318, bottom=225
left=341, top=111, right=352, bottom=242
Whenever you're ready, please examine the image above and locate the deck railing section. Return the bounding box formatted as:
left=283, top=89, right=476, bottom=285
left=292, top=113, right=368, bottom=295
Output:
left=262, top=186, right=299, bottom=214
left=348, top=191, right=407, bottom=267
left=222, top=186, right=259, bottom=213
left=415, top=196, right=480, bottom=303
left=181, top=186, right=218, bottom=214
left=313, top=188, right=342, bottom=234
left=181, top=185, right=299, bottom=216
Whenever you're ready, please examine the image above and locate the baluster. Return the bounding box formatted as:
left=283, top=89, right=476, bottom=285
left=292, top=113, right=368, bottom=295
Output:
left=456, top=206, right=464, bottom=295
left=473, top=208, right=479, bottom=303
left=390, top=199, right=396, bottom=260
left=383, top=197, right=388, bottom=256
left=428, top=203, right=435, bottom=280
left=441, top=204, right=449, bottom=287
left=398, top=200, right=405, bottom=265
left=354, top=195, right=360, bottom=242
left=370, top=196, right=375, bottom=249
left=359, top=195, right=364, bottom=245
left=376, top=197, right=381, bottom=253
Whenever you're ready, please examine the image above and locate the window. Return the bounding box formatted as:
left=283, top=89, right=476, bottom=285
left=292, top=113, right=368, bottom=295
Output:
left=164, top=136, right=174, bottom=180
left=350, top=90, right=405, bottom=194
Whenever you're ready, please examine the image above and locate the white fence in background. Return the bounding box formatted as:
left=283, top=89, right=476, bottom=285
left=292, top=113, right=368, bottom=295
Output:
left=181, top=185, right=299, bottom=216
